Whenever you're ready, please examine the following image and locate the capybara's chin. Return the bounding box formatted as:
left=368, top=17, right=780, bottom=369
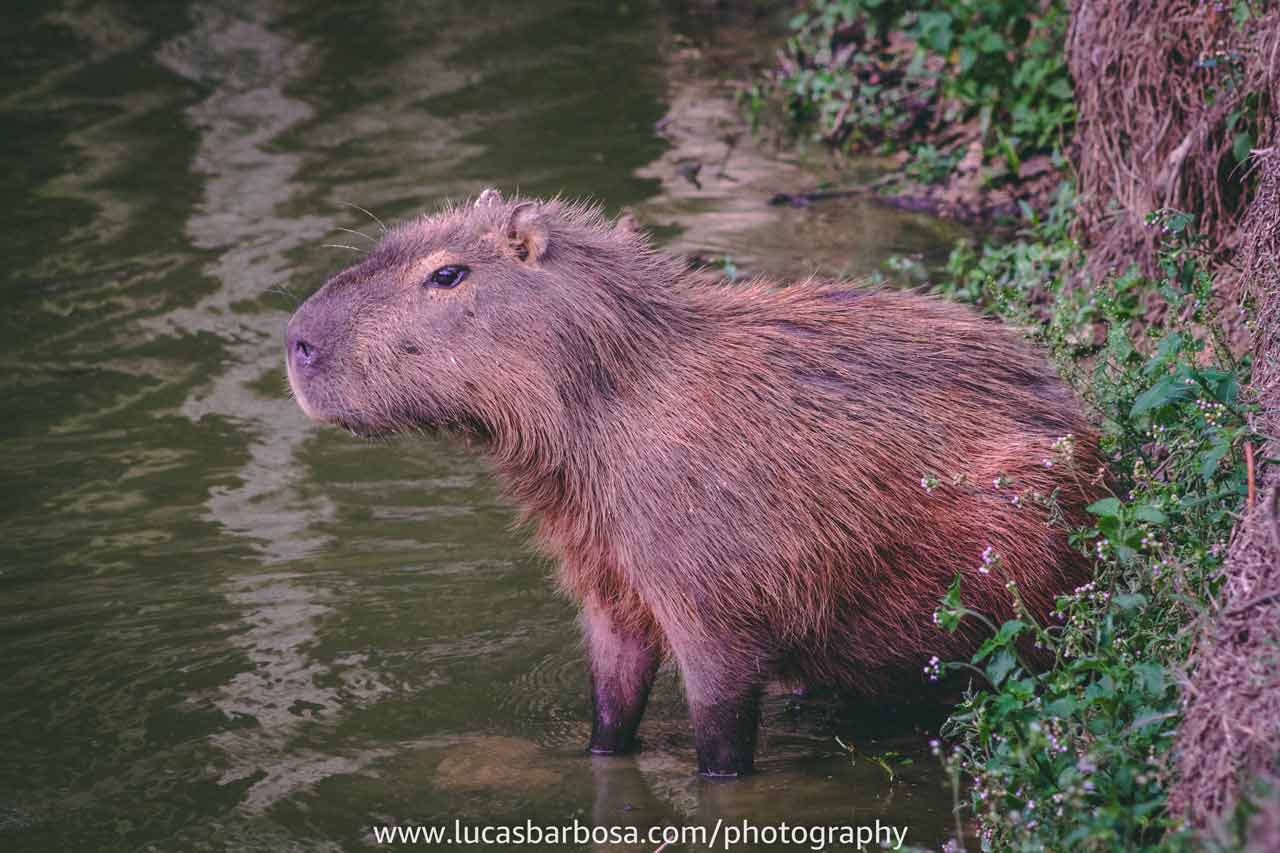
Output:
left=289, top=379, right=433, bottom=438
left=287, top=372, right=393, bottom=437
left=285, top=187, right=1107, bottom=778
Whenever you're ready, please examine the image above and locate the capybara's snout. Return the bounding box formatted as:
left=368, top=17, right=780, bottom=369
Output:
left=284, top=288, right=355, bottom=423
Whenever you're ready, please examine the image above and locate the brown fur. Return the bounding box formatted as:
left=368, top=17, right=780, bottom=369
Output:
left=285, top=190, right=1105, bottom=775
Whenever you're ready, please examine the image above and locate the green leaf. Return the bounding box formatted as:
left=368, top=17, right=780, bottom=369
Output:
left=1006, top=677, right=1035, bottom=700
left=1164, top=211, right=1195, bottom=233
left=1048, top=78, right=1073, bottom=100
left=1201, top=437, right=1230, bottom=481
left=936, top=573, right=964, bottom=632
left=1234, top=131, right=1254, bottom=163
left=1199, top=368, right=1238, bottom=404
left=994, top=619, right=1027, bottom=644
left=986, top=649, right=1017, bottom=686
left=1114, top=593, right=1146, bottom=611
left=977, top=29, right=1006, bottom=54
left=1145, top=332, right=1184, bottom=376
left=1133, top=505, right=1167, bottom=525
left=1085, top=673, right=1117, bottom=702
left=971, top=620, right=1027, bottom=663
left=1087, top=497, right=1122, bottom=518
left=1130, top=375, right=1196, bottom=417
left=915, top=11, right=954, bottom=52
left=943, top=573, right=964, bottom=609
left=1133, top=663, right=1165, bottom=696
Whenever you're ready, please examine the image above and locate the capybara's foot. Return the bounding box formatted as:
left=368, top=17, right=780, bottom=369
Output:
left=691, top=690, right=761, bottom=778
left=698, top=766, right=751, bottom=779
left=695, top=748, right=755, bottom=778
left=587, top=734, right=641, bottom=756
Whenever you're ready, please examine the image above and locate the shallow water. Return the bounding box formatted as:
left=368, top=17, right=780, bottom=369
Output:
left=1, top=2, right=968, bottom=850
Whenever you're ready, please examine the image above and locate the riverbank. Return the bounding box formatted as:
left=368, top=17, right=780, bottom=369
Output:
left=750, top=2, right=1278, bottom=849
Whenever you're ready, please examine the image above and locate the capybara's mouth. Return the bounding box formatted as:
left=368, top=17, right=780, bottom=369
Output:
left=288, top=375, right=392, bottom=438
left=332, top=417, right=399, bottom=439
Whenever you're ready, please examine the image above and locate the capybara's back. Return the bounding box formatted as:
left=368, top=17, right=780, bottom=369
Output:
left=285, top=190, right=1106, bottom=776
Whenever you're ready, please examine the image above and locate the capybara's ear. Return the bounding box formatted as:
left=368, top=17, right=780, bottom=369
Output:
left=475, top=188, right=503, bottom=208
left=505, top=202, right=550, bottom=263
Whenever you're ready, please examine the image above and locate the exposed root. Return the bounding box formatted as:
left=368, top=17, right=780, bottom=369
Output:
left=1067, top=2, right=1277, bottom=281
left=1168, top=134, right=1280, bottom=839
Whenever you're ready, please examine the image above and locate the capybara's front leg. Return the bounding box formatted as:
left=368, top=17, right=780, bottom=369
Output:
left=581, top=597, right=661, bottom=755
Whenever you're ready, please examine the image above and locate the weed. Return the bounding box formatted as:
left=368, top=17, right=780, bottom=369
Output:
left=928, top=205, right=1258, bottom=850
left=764, top=1, right=1075, bottom=169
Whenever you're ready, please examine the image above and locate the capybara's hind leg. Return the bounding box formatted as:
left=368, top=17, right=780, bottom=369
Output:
left=675, top=650, right=763, bottom=777
left=581, top=596, right=661, bottom=755
left=692, top=689, right=761, bottom=777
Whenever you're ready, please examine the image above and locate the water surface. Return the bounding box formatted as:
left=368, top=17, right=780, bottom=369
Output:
left=0, top=2, right=966, bottom=849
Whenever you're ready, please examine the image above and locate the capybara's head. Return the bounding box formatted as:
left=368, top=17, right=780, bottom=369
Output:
left=285, top=190, right=668, bottom=437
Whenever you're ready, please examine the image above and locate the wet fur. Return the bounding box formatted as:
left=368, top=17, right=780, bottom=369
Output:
left=286, top=192, right=1105, bottom=775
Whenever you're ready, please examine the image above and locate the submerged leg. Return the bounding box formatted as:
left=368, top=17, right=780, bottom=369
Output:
left=581, top=596, right=661, bottom=755
left=674, top=647, right=765, bottom=777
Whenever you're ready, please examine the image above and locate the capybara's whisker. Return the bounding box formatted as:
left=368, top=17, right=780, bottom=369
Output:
left=265, top=284, right=301, bottom=307
left=338, top=200, right=387, bottom=234
left=335, top=226, right=377, bottom=244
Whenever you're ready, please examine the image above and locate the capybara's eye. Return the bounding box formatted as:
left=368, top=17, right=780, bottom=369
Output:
left=428, top=265, right=469, bottom=289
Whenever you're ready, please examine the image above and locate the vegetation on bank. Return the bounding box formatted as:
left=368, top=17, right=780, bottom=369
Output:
left=932, top=196, right=1257, bottom=851
left=752, top=1, right=1273, bottom=849
left=745, top=0, right=1077, bottom=213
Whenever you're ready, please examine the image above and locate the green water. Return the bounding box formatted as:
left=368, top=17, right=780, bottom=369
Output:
left=1, top=2, right=967, bottom=850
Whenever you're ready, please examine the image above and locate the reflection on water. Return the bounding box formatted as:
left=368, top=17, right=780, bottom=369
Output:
left=158, top=1, right=355, bottom=815
left=634, top=17, right=964, bottom=281
left=156, top=1, right=335, bottom=561
left=1, top=1, right=967, bottom=850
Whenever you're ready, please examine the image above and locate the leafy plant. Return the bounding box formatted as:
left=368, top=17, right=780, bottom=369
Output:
left=763, top=0, right=1075, bottom=168
left=904, top=143, right=963, bottom=184
left=928, top=209, right=1257, bottom=850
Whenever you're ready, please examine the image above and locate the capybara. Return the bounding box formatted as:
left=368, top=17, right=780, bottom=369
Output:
left=285, top=189, right=1104, bottom=776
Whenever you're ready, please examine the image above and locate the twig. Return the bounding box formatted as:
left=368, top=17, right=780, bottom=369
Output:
left=1225, top=589, right=1280, bottom=617
left=1245, top=441, right=1256, bottom=509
